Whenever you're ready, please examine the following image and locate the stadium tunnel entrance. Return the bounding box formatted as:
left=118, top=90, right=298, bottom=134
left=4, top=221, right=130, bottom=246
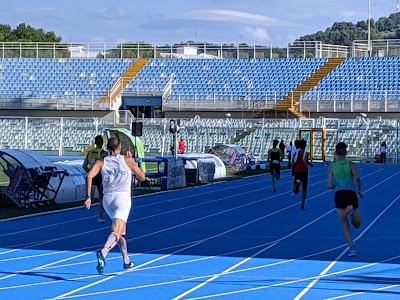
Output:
left=121, top=95, right=162, bottom=118
left=299, top=128, right=337, bottom=162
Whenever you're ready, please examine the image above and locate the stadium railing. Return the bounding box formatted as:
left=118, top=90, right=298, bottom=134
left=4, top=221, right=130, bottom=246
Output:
left=159, top=91, right=400, bottom=113
left=1, top=39, right=400, bottom=60
left=0, top=41, right=350, bottom=59
left=0, top=115, right=397, bottom=164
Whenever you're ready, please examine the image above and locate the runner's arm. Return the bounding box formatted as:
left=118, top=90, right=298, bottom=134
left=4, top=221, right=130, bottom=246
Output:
left=327, top=165, right=335, bottom=189
left=125, top=151, right=146, bottom=181
left=305, top=152, right=314, bottom=167
left=350, top=162, right=363, bottom=197
left=83, top=154, right=90, bottom=172
left=279, top=149, right=284, bottom=161
left=85, top=160, right=103, bottom=209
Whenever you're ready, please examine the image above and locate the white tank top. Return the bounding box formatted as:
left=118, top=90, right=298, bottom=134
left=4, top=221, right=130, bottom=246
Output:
left=101, top=155, right=132, bottom=194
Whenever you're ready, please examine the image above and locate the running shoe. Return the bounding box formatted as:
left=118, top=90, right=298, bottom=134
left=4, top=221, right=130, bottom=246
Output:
left=347, top=248, right=356, bottom=257
left=123, top=261, right=135, bottom=270
left=96, top=251, right=106, bottom=275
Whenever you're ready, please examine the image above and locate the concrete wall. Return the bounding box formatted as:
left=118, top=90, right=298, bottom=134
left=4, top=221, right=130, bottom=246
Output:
left=165, top=110, right=400, bottom=120
left=0, top=109, right=113, bottom=118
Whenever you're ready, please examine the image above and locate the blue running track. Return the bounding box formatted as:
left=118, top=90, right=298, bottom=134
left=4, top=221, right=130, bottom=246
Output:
left=0, top=163, right=399, bottom=299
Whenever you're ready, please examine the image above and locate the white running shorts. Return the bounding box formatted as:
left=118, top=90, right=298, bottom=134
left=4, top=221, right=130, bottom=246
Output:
left=102, top=192, right=132, bottom=222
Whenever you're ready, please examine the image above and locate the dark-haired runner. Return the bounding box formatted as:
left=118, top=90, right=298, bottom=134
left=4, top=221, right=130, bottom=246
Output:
left=83, top=135, right=108, bottom=223
left=291, top=140, right=300, bottom=193
left=268, top=139, right=283, bottom=192
left=328, top=142, right=364, bottom=257
left=85, top=137, right=146, bottom=274
left=292, top=139, right=314, bottom=210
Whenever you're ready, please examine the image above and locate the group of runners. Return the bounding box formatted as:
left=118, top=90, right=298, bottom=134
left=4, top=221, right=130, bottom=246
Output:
left=81, top=134, right=365, bottom=275
left=268, top=139, right=364, bottom=257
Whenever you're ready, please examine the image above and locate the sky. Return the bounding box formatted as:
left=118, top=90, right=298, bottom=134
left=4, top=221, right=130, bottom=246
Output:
left=0, top=0, right=395, bottom=45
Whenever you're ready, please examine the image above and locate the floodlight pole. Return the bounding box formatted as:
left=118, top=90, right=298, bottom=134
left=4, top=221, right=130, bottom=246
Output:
left=174, top=131, right=178, bottom=159
left=225, top=113, right=232, bottom=144
left=368, top=0, right=372, bottom=57
left=361, top=114, right=370, bottom=162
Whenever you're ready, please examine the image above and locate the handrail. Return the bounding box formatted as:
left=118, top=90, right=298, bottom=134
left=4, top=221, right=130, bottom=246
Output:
left=162, top=75, right=175, bottom=104
left=301, top=105, right=311, bottom=118
left=107, top=77, right=124, bottom=105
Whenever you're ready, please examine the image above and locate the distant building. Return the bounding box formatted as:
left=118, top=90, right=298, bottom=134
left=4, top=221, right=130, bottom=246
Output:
left=68, top=45, right=99, bottom=59
left=160, top=45, right=221, bottom=59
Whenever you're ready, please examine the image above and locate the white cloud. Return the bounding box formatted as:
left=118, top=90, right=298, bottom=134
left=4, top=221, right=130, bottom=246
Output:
left=96, top=7, right=128, bottom=20
left=178, top=9, right=283, bottom=26
left=340, top=10, right=361, bottom=18
left=341, top=10, right=357, bottom=18
left=240, top=26, right=271, bottom=41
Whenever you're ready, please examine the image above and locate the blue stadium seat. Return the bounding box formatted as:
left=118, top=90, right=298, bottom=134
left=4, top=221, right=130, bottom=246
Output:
left=0, top=58, right=135, bottom=100
left=123, top=58, right=328, bottom=100
left=303, top=57, right=400, bottom=101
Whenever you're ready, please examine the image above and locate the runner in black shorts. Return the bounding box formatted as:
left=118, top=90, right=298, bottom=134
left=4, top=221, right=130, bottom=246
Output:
left=83, top=135, right=108, bottom=223
left=268, top=139, right=283, bottom=192
left=291, top=140, right=300, bottom=189
left=328, top=142, right=364, bottom=257
left=292, top=139, right=313, bottom=210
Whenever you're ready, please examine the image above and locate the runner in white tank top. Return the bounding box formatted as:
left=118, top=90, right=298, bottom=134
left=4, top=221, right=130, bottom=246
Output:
left=102, top=155, right=132, bottom=194
left=85, top=137, right=146, bottom=275
left=101, top=155, right=132, bottom=224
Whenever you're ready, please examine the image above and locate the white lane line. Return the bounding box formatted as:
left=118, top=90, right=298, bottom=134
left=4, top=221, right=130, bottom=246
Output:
left=0, top=251, right=70, bottom=262
left=293, top=171, right=400, bottom=300
left=0, top=171, right=331, bottom=257
left=0, top=227, right=110, bottom=256
left=0, top=238, right=349, bottom=292
left=0, top=274, right=100, bottom=291
left=324, top=284, right=400, bottom=300
left=131, top=173, right=315, bottom=223
left=171, top=208, right=336, bottom=300
left=0, top=175, right=327, bottom=284
left=32, top=169, right=382, bottom=273
left=0, top=215, right=96, bottom=237
left=2, top=168, right=386, bottom=293
left=51, top=202, right=335, bottom=300
left=0, top=172, right=311, bottom=254
left=0, top=252, right=91, bottom=282
left=0, top=167, right=301, bottom=223
left=136, top=169, right=300, bottom=209
left=1, top=168, right=379, bottom=277
left=1, top=172, right=386, bottom=296
left=46, top=253, right=400, bottom=300
left=0, top=170, right=302, bottom=244
left=42, top=240, right=202, bottom=270
left=171, top=242, right=280, bottom=300
left=0, top=169, right=382, bottom=292
left=50, top=174, right=335, bottom=299
left=129, top=178, right=331, bottom=244
left=183, top=253, right=400, bottom=300
left=52, top=168, right=392, bottom=300
left=52, top=238, right=219, bottom=299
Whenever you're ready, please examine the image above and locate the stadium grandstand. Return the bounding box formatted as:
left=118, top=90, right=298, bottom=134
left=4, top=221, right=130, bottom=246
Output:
left=0, top=38, right=399, bottom=164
